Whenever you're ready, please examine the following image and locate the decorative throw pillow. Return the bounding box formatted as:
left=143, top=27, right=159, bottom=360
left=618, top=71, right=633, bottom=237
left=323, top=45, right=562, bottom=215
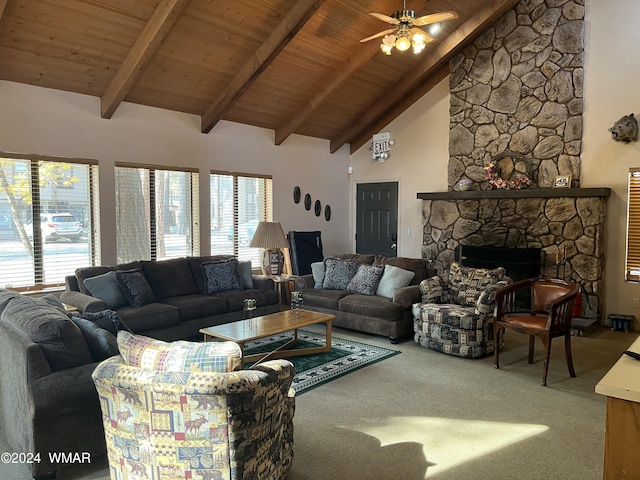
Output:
left=114, top=269, right=156, bottom=307
left=376, top=265, right=416, bottom=298
left=346, top=264, right=384, bottom=296
left=237, top=260, right=254, bottom=289
left=311, top=261, right=325, bottom=288
left=70, top=316, right=119, bottom=362
left=83, top=271, right=128, bottom=309
left=117, top=331, right=241, bottom=373
left=76, top=309, right=133, bottom=335
left=322, top=257, right=359, bottom=290
left=202, top=259, right=242, bottom=294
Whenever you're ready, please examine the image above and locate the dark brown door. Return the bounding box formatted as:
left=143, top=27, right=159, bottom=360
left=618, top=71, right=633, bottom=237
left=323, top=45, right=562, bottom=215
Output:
left=356, top=182, right=398, bottom=257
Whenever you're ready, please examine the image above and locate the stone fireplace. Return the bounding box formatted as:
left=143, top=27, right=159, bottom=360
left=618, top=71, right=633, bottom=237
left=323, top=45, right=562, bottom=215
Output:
left=417, top=0, right=608, bottom=319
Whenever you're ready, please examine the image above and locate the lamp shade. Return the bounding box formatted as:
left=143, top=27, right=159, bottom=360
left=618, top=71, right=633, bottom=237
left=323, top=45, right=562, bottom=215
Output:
left=249, top=222, right=289, bottom=275
left=249, top=222, right=289, bottom=249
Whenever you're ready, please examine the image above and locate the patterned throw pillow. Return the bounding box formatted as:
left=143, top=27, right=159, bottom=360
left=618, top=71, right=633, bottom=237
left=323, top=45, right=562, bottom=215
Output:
left=202, top=259, right=242, bottom=294
left=346, top=264, right=384, bottom=295
left=322, top=257, right=359, bottom=290
left=114, top=269, right=156, bottom=307
left=70, top=316, right=119, bottom=362
left=117, top=331, right=242, bottom=373
left=376, top=265, right=416, bottom=298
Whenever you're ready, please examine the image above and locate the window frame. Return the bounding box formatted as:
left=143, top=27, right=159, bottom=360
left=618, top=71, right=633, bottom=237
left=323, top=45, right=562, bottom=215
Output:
left=626, top=168, right=640, bottom=282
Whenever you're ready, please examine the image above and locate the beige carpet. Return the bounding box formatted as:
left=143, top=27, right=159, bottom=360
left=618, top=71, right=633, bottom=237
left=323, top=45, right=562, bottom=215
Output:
left=0, top=326, right=633, bottom=480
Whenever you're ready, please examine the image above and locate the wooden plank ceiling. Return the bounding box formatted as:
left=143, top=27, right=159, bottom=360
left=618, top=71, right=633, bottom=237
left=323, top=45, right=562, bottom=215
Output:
left=0, top=0, right=519, bottom=154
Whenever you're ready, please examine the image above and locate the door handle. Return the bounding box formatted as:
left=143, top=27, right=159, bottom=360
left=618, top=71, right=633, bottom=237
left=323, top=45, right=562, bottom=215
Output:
left=390, top=243, right=397, bottom=250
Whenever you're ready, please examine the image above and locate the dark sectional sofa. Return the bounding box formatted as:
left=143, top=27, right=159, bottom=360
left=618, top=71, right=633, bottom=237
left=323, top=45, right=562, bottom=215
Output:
left=294, top=254, right=435, bottom=343
left=60, top=255, right=280, bottom=341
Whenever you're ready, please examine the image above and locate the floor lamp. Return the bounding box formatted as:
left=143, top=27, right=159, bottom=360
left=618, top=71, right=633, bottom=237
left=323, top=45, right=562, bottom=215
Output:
left=249, top=221, right=290, bottom=276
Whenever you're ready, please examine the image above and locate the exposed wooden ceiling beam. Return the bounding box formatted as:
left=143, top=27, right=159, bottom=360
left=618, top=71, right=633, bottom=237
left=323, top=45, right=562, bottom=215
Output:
left=100, top=0, right=189, bottom=119
left=274, top=40, right=381, bottom=146
left=329, top=0, right=520, bottom=154
left=348, top=64, right=450, bottom=153
left=201, top=0, right=326, bottom=134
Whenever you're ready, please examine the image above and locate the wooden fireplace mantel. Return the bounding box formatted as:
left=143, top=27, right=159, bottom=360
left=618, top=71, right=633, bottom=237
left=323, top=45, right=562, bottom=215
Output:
left=416, top=187, right=611, bottom=200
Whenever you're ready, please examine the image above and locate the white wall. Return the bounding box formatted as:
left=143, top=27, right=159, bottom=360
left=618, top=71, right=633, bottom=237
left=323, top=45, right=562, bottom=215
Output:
left=350, top=0, right=640, bottom=326
left=0, top=81, right=351, bottom=265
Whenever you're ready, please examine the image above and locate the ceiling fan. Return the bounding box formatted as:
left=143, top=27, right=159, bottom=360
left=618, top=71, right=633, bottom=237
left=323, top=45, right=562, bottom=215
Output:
left=360, top=1, right=458, bottom=55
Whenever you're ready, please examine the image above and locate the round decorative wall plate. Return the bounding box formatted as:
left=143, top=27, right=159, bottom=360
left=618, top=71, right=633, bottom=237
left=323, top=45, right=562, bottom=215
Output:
left=304, top=193, right=312, bottom=210
left=314, top=200, right=321, bottom=217
left=293, top=186, right=301, bottom=204
left=324, top=205, right=331, bottom=221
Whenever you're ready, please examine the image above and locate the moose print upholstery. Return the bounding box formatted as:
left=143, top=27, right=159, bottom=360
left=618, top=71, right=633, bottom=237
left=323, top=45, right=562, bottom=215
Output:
left=412, top=262, right=512, bottom=358
left=92, top=337, right=295, bottom=480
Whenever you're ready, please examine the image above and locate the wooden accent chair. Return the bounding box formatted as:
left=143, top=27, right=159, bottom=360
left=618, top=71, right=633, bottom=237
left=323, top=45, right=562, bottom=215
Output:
left=493, top=277, right=580, bottom=386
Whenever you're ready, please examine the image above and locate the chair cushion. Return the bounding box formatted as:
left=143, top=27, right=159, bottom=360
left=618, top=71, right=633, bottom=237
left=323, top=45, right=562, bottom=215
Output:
left=376, top=265, right=415, bottom=298
left=346, top=264, right=384, bottom=296
left=413, top=303, right=488, bottom=329
left=448, top=262, right=505, bottom=307
left=117, top=331, right=241, bottom=372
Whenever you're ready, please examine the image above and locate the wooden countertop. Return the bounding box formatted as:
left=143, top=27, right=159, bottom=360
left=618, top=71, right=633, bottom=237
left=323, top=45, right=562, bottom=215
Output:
left=596, top=335, right=640, bottom=403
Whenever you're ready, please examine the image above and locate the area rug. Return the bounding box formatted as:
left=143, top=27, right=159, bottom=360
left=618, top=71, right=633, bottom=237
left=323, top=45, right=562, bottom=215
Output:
left=243, top=330, right=400, bottom=394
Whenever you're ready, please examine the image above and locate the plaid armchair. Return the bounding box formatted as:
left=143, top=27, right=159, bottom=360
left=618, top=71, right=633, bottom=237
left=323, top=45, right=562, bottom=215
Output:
left=92, top=351, right=295, bottom=480
left=412, top=262, right=511, bottom=358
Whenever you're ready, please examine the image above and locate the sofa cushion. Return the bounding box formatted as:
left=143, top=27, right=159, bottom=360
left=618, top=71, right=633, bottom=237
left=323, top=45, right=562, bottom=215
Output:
left=116, top=303, right=181, bottom=332
left=322, top=257, right=359, bottom=290
left=238, top=260, right=254, bottom=289
left=188, top=255, right=236, bottom=293
left=76, top=309, right=133, bottom=334
left=301, top=288, right=350, bottom=310
left=335, top=253, right=375, bottom=264
left=114, top=269, right=156, bottom=307
left=141, top=258, right=197, bottom=299
left=117, top=331, right=241, bottom=372
left=202, top=259, right=242, bottom=293
left=75, top=261, right=142, bottom=295
left=160, top=294, right=229, bottom=321
left=83, top=271, right=128, bottom=309
left=346, top=264, right=384, bottom=296
left=338, top=294, right=405, bottom=322
left=376, top=265, right=415, bottom=298
left=373, top=256, right=428, bottom=285
left=70, top=316, right=119, bottom=362
left=311, top=261, right=325, bottom=288
left=0, top=294, right=93, bottom=371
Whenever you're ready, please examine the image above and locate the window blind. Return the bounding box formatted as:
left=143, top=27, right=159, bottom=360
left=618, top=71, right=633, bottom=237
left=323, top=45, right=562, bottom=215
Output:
left=115, top=165, right=199, bottom=264
left=210, top=171, right=273, bottom=268
left=626, top=168, right=640, bottom=282
left=0, top=155, right=99, bottom=290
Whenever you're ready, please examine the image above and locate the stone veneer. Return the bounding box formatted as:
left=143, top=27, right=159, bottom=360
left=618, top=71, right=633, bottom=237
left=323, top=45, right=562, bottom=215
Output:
left=419, top=0, right=609, bottom=318
left=448, top=0, right=584, bottom=189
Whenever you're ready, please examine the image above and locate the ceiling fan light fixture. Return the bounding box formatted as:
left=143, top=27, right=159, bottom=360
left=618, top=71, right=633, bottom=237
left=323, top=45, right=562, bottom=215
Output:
left=428, top=23, right=441, bottom=35
left=395, top=35, right=411, bottom=51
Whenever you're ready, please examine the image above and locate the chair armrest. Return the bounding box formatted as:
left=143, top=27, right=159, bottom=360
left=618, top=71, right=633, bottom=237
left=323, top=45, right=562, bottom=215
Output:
left=476, top=278, right=513, bottom=314
left=393, top=285, right=421, bottom=309
left=60, top=290, right=108, bottom=314
left=418, top=275, right=448, bottom=303
left=251, top=275, right=275, bottom=290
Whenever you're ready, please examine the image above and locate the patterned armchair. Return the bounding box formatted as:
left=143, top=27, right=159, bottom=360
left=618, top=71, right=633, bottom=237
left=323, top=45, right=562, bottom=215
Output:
left=92, top=334, right=295, bottom=480
left=412, top=262, right=512, bottom=358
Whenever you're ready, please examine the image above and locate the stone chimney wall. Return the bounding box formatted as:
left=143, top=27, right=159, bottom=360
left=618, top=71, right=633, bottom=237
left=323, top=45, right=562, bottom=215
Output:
left=448, top=0, right=584, bottom=190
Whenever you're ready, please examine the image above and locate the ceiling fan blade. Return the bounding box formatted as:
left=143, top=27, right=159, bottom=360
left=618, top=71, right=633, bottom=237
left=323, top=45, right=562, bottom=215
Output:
left=410, top=28, right=434, bottom=43
left=369, top=12, right=400, bottom=25
left=359, top=28, right=397, bottom=43
left=411, top=11, right=458, bottom=27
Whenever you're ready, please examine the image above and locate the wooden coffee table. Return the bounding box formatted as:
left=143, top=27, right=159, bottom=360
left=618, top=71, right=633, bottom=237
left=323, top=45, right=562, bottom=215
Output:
left=200, top=309, right=334, bottom=367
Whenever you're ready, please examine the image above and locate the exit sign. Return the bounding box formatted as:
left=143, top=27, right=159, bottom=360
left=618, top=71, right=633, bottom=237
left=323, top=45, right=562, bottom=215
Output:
left=373, top=132, right=391, bottom=153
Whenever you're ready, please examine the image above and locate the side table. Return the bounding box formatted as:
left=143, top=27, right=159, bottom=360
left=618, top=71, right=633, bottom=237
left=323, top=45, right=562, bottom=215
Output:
left=271, top=276, right=296, bottom=310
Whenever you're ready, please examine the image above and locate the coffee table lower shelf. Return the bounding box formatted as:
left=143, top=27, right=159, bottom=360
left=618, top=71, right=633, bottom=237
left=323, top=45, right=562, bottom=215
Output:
left=200, top=309, right=334, bottom=367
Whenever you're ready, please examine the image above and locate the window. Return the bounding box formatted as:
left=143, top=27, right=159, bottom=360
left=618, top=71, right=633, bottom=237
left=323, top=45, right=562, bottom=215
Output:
left=210, top=171, right=272, bottom=267
left=115, top=164, right=199, bottom=264
left=0, top=154, right=100, bottom=290
left=626, top=168, right=640, bottom=282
